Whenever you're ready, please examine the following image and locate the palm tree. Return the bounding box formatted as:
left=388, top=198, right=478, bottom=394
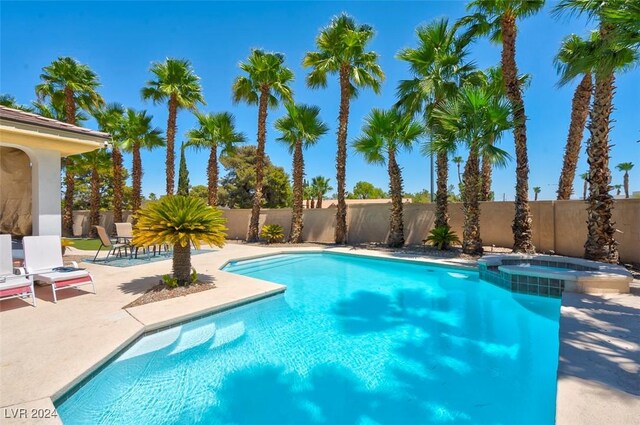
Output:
left=133, top=196, right=227, bottom=286
left=555, top=34, right=596, bottom=200
left=303, top=14, right=385, bottom=244
left=75, top=149, right=111, bottom=237
left=397, top=18, right=476, bottom=229
left=233, top=49, right=294, bottom=242
left=533, top=186, right=541, bottom=201
left=93, top=103, right=125, bottom=222
left=461, top=0, right=544, bottom=253
left=275, top=103, right=329, bottom=243
left=142, top=58, right=204, bottom=196
left=555, top=0, right=639, bottom=262
left=613, top=184, right=623, bottom=196
left=433, top=86, right=511, bottom=255
left=616, top=162, right=634, bottom=198
left=120, top=109, right=165, bottom=214
left=0, top=94, right=32, bottom=111
left=353, top=108, right=425, bottom=247
left=452, top=156, right=464, bottom=185
left=35, top=56, right=104, bottom=236
left=580, top=172, right=589, bottom=200
left=186, top=112, right=246, bottom=206
left=303, top=179, right=313, bottom=209
left=310, top=176, right=333, bottom=209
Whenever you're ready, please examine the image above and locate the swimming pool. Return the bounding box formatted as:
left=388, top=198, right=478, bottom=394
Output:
left=57, top=252, right=561, bottom=424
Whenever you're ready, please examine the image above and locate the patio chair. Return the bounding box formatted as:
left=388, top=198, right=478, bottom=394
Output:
left=0, top=234, right=36, bottom=306
left=114, top=222, right=133, bottom=244
left=94, top=225, right=129, bottom=262
left=22, top=235, right=95, bottom=303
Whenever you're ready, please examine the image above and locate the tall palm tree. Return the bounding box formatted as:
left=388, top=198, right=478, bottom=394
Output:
left=555, top=34, right=597, bottom=200
left=616, top=162, right=634, bottom=198
left=186, top=112, right=246, bottom=206
left=452, top=156, right=464, bottom=185
left=310, top=176, right=333, bottom=209
left=555, top=0, right=639, bottom=262
left=353, top=108, right=425, bottom=247
left=303, top=14, right=385, bottom=244
left=120, top=109, right=165, bottom=214
left=35, top=56, right=104, bottom=235
left=461, top=0, right=544, bottom=253
left=93, top=103, right=125, bottom=222
left=580, top=172, right=589, bottom=200
left=396, top=18, right=475, bottom=229
left=233, top=49, right=294, bottom=242
left=533, top=186, right=541, bottom=201
left=142, top=58, right=204, bottom=196
left=433, top=87, right=511, bottom=255
left=275, top=103, right=329, bottom=243
left=75, top=149, right=112, bottom=237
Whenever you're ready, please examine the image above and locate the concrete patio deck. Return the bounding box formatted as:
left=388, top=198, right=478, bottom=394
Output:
left=0, top=244, right=638, bottom=424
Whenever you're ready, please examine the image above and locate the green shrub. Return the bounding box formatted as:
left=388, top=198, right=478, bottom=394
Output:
left=162, top=274, right=178, bottom=288
left=261, top=224, right=285, bottom=244
left=424, top=225, right=460, bottom=250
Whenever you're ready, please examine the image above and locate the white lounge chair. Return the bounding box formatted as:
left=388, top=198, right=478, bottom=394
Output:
left=0, top=235, right=36, bottom=306
left=23, top=235, right=96, bottom=303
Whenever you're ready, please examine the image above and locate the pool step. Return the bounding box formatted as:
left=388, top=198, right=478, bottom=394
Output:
left=225, top=255, right=312, bottom=274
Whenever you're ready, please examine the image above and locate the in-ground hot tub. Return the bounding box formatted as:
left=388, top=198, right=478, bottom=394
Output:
left=479, top=254, right=633, bottom=297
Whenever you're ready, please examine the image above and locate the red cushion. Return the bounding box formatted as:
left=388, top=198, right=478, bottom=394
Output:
left=56, top=276, right=92, bottom=288
left=0, top=285, right=32, bottom=298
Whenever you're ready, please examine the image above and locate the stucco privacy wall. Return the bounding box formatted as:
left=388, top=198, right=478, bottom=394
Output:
left=74, top=199, right=639, bottom=263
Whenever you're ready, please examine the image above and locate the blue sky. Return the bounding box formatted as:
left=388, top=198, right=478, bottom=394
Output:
left=2, top=1, right=638, bottom=200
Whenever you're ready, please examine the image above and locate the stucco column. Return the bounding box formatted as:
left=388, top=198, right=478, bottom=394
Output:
left=30, top=149, right=61, bottom=236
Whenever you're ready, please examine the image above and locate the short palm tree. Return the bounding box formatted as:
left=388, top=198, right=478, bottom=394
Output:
left=310, top=176, right=333, bottom=208
left=613, top=184, right=623, bottom=196
left=275, top=103, right=329, bottom=243
left=232, top=49, right=294, bottom=242
left=397, top=18, right=476, bottom=228
left=555, top=34, right=596, bottom=200
left=75, top=149, right=112, bottom=237
left=186, top=112, right=246, bottom=206
left=555, top=0, right=639, bottom=262
left=353, top=108, right=425, bottom=247
left=35, top=56, right=104, bottom=235
left=452, top=156, right=464, bottom=185
left=303, top=14, right=384, bottom=244
left=461, top=0, right=545, bottom=253
left=120, top=109, right=165, bottom=214
left=133, top=196, right=227, bottom=286
left=533, top=186, right=541, bottom=201
left=616, top=162, right=634, bottom=198
left=93, top=103, right=125, bottom=222
left=142, top=58, right=204, bottom=196
left=433, top=87, right=511, bottom=255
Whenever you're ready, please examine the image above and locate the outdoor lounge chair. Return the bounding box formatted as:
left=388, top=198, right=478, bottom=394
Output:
left=0, top=234, right=36, bottom=306
left=94, top=225, right=129, bottom=261
left=23, top=235, right=96, bottom=303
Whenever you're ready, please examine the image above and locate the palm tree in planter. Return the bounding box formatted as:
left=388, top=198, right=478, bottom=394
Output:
left=120, top=109, right=165, bottom=214
left=133, top=196, right=227, bottom=286
left=353, top=108, right=425, bottom=247
left=533, top=186, right=541, bottom=201
left=233, top=49, right=294, bottom=242
left=461, top=0, right=545, bottom=253
left=311, top=176, right=333, bottom=208
left=186, top=112, right=246, bottom=206
left=35, top=56, right=105, bottom=235
left=303, top=13, right=385, bottom=244
left=94, top=103, right=126, bottom=222
left=142, top=58, right=204, bottom=196
left=433, top=87, right=511, bottom=255
left=275, top=103, right=329, bottom=243
left=616, top=162, right=634, bottom=198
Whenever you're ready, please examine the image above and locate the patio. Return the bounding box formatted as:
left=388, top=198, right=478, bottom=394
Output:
left=0, top=244, right=638, bottom=424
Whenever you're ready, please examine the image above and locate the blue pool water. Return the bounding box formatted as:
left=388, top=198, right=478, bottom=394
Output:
left=57, top=252, right=561, bottom=424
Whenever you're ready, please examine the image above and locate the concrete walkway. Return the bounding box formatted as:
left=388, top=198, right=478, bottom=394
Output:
left=0, top=244, right=638, bottom=424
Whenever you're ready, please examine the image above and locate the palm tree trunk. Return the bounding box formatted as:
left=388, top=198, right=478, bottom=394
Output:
left=64, top=87, right=76, bottom=125
left=583, top=177, right=588, bottom=200
left=112, top=147, right=124, bottom=222
left=457, top=163, right=462, bottom=185
left=434, top=151, right=449, bottom=228
left=306, top=198, right=310, bottom=209
left=165, top=94, right=178, bottom=195
left=172, top=242, right=192, bottom=286
left=62, top=163, right=75, bottom=236
left=317, top=194, right=323, bottom=208
left=89, top=165, right=100, bottom=238
left=480, top=154, right=492, bottom=202
left=247, top=86, right=270, bottom=242
left=132, top=144, right=143, bottom=214
left=623, top=172, right=629, bottom=199
left=584, top=68, right=618, bottom=263
left=462, top=146, right=482, bottom=255
left=207, top=145, right=218, bottom=206
left=387, top=149, right=405, bottom=248
left=310, top=198, right=315, bottom=209
left=501, top=13, right=535, bottom=253
left=557, top=73, right=593, bottom=200
left=534, top=192, right=539, bottom=201
left=290, top=140, right=304, bottom=243
left=334, top=65, right=351, bottom=244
